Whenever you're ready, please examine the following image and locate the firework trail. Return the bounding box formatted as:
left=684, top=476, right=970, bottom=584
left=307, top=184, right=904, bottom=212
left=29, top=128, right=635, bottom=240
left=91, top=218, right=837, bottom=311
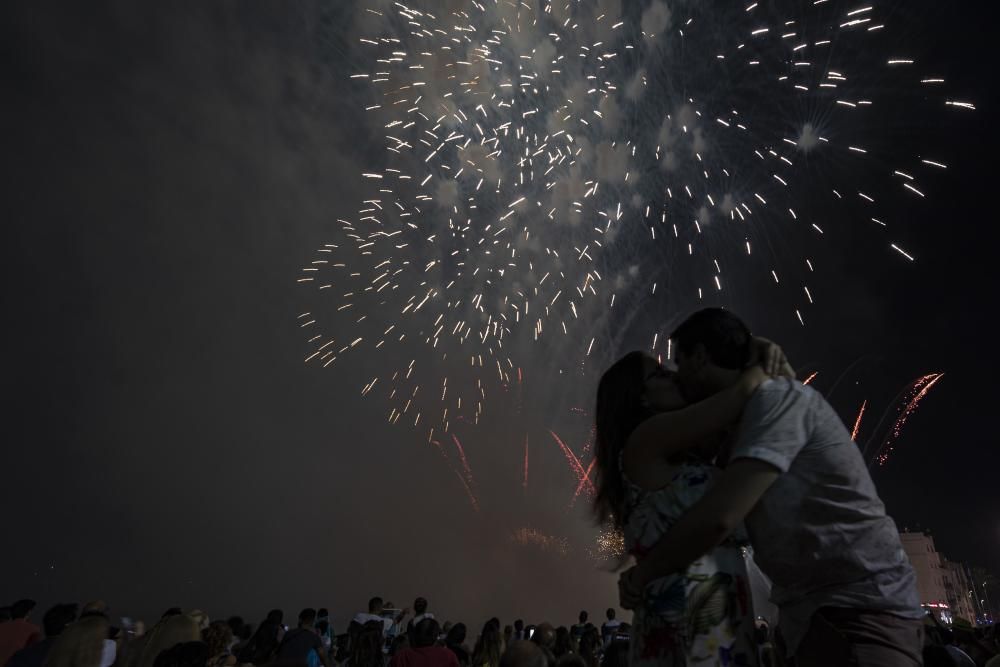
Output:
left=872, top=373, right=944, bottom=466
left=522, top=434, right=530, bottom=490
left=570, top=458, right=597, bottom=509
left=566, top=419, right=597, bottom=507
left=452, top=434, right=478, bottom=490
left=850, top=399, right=867, bottom=441
left=431, top=437, right=481, bottom=511
left=550, top=429, right=596, bottom=499
left=867, top=373, right=944, bottom=467
left=453, top=469, right=481, bottom=513
left=299, top=0, right=972, bottom=443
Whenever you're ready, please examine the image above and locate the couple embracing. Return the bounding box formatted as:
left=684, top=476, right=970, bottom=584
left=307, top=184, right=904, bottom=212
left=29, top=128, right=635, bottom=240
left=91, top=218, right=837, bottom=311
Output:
left=593, top=309, right=924, bottom=667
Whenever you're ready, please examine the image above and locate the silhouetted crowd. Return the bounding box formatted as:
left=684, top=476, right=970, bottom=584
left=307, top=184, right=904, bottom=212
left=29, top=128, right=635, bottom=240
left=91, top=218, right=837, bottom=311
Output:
left=2, top=597, right=999, bottom=667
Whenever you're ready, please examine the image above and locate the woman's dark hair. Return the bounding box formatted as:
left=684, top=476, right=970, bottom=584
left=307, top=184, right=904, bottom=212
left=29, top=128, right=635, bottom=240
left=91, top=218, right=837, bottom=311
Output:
left=43, top=604, right=79, bottom=637
left=446, top=623, right=467, bottom=646
left=471, top=624, right=504, bottom=667
left=552, top=627, right=574, bottom=658
left=226, top=617, right=244, bottom=637
left=594, top=351, right=653, bottom=528
left=351, top=621, right=386, bottom=667
left=238, top=611, right=282, bottom=664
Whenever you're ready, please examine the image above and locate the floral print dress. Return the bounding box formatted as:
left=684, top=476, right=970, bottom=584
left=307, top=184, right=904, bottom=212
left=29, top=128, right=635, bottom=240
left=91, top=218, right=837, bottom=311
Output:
left=623, top=460, right=759, bottom=667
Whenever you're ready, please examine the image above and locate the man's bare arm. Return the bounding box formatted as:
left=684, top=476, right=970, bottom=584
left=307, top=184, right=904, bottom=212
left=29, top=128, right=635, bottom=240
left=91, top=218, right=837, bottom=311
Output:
left=629, top=458, right=780, bottom=588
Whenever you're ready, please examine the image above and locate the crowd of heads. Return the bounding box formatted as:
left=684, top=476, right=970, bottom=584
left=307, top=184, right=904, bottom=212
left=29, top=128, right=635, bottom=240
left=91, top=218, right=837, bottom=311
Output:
left=0, top=598, right=635, bottom=667
left=4, top=596, right=997, bottom=667
left=921, top=614, right=1000, bottom=667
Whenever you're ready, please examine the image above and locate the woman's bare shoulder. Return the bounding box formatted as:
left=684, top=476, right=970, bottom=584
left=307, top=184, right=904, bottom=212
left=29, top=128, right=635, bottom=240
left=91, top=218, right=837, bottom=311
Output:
left=622, top=440, right=678, bottom=491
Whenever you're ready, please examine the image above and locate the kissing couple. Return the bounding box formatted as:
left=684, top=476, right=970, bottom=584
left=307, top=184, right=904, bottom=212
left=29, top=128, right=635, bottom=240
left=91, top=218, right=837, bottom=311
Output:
left=593, top=308, right=924, bottom=667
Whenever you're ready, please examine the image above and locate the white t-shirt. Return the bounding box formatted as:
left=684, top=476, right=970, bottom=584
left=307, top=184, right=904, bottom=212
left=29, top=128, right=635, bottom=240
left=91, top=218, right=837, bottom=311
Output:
left=600, top=619, right=621, bottom=644
left=353, top=613, right=393, bottom=636
left=731, top=378, right=922, bottom=653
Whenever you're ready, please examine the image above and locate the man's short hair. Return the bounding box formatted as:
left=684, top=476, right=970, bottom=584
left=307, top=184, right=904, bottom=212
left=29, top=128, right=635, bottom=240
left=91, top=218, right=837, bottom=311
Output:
left=605, top=608, right=615, bottom=620
left=672, top=307, right=751, bottom=369
left=414, top=597, right=428, bottom=615
left=43, top=604, right=79, bottom=637
left=368, top=597, right=383, bottom=613
left=299, top=608, right=317, bottom=626
left=412, top=618, right=440, bottom=648
left=11, top=600, right=36, bottom=619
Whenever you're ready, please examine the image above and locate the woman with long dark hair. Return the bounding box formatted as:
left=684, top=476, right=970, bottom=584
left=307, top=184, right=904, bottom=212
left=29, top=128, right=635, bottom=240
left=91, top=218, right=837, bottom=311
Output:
left=470, top=624, right=503, bottom=667
left=237, top=610, right=284, bottom=665
left=594, top=338, right=789, bottom=667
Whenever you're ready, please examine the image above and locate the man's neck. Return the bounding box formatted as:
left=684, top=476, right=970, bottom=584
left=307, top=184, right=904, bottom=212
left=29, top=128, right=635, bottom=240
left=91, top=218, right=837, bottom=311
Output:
left=703, top=367, right=741, bottom=395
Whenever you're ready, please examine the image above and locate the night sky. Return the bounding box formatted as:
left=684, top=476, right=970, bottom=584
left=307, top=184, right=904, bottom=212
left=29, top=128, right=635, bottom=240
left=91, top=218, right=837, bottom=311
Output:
left=4, top=0, right=997, bottom=628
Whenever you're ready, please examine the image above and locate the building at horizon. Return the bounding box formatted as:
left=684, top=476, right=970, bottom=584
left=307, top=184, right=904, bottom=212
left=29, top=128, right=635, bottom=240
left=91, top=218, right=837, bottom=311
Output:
left=900, top=529, right=952, bottom=622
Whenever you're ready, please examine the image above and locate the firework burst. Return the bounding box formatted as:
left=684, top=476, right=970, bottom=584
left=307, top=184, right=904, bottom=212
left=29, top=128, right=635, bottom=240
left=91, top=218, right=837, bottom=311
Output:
left=299, top=0, right=970, bottom=454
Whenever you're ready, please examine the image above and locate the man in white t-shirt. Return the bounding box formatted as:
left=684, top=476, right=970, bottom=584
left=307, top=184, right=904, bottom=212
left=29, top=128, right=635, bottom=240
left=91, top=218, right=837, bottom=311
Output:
left=600, top=608, right=621, bottom=646
left=353, top=597, right=395, bottom=637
